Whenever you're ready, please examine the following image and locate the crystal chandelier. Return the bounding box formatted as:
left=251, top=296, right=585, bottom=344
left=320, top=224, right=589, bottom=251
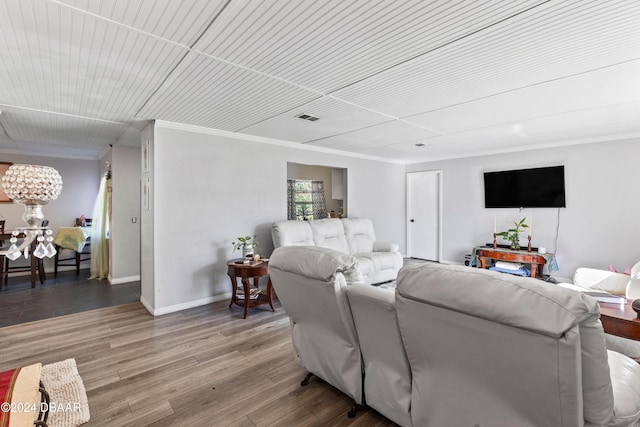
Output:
left=1, top=164, right=63, bottom=261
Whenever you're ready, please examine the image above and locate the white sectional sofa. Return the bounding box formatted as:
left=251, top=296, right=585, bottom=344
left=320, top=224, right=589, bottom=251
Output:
left=271, top=218, right=402, bottom=285
left=562, top=264, right=640, bottom=359
left=269, top=246, right=640, bottom=427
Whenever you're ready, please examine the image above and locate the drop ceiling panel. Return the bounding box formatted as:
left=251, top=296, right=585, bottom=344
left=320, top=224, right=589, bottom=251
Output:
left=0, top=0, right=638, bottom=161
left=407, top=60, right=640, bottom=134
left=307, top=120, right=440, bottom=151
left=0, top=0, right=188, bottom=121
left=55, top=0, right=228, bottom=46
left=240, top=97, right=391, bottom=143
left=195, top=0, right=545, bottom=93
left=138, top=52, right=320, bottom=131
left=0, top=106, right=128, bottom=151
left=0, top=139, right=104, bottom=158
left=335, top=0, right=640, bottom=118
left=452, top=102, right=640, bottom=149
left=359, top=135, right=477, bottom=163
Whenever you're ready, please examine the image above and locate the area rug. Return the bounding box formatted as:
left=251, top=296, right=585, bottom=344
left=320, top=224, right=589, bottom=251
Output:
left=41, top=358, right=90, bottom=427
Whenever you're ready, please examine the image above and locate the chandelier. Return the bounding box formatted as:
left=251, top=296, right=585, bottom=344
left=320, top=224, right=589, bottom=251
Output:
left=1, top=164, right=63, bottom=261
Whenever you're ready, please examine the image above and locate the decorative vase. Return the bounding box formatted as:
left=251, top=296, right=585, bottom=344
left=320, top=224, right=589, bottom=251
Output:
left=242, top=245, right=254, bottom=259
left=511, top=239, right=520, bottom=250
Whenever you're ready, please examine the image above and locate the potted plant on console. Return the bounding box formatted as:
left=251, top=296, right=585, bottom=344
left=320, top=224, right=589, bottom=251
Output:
left=496, top=217, right=529, bottom=250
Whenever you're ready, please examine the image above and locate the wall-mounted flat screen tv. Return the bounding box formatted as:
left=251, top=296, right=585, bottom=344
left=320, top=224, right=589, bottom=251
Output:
left=484, top=165, right=566, bottom=208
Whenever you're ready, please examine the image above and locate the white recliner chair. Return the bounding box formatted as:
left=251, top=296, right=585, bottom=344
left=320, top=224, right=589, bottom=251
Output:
left=346, top=283, right=412, bottom=426
left=269, top=246, right=364, bottom=417
left=396, top=263, right=640, bottom=427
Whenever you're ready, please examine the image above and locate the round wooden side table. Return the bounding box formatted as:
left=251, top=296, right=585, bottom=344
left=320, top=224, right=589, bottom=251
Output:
left=227, top=259, right=275, bottom=319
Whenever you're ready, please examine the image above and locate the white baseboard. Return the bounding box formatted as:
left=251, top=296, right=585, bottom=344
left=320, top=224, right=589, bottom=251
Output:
left=110, top=275, right=140, bottom=285
left=141, top=292, right=233, bottom=316
left=140, top=295, right=154, bottom=316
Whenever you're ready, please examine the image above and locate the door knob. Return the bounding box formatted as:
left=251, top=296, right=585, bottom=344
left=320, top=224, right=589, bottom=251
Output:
left=410, top=219, right=415, bottom=222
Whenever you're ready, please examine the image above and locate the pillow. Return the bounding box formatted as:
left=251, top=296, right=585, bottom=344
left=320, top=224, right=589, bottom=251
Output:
left=626, top=262, right=640, bottom=300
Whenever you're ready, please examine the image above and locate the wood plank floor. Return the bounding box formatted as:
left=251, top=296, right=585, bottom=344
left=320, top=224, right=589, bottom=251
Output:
left=0, top=268, right=140, bottom=327
left=0, top=300, right=397, bottom=426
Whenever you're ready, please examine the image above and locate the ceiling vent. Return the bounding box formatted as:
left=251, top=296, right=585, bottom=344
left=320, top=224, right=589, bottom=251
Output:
left=295, top=113, right=320, bottom=122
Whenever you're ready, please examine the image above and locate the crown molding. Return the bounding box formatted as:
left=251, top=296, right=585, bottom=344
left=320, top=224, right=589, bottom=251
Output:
left=154, top=120, right=406, bottom=165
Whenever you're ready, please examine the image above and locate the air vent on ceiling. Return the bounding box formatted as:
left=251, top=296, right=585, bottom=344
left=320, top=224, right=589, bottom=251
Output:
left=295, top=113, right=320, bottom=122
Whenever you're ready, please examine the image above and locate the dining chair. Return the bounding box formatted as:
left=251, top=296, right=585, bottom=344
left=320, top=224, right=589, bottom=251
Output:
left=0, top=219, right=5, bottom=247
left=54, top=218, right=92, bottom=277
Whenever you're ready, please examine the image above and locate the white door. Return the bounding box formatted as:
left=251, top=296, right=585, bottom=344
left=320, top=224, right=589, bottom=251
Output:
left=407, top=171, right=441, bottom=261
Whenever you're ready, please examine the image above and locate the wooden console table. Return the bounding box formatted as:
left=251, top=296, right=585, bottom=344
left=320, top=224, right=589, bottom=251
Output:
left=474, top=247, right=550, bottom=278
left=599, top=301, right=640, bottom=341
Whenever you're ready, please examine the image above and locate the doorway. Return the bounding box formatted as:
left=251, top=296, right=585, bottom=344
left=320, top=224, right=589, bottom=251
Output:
left=407, top=171, right=442, bottom=261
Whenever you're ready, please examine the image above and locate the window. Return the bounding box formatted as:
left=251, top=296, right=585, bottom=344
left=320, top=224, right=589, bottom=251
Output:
left=293, top=180, right=314, bottom=220
left=286, top=179, right=327, bottom=220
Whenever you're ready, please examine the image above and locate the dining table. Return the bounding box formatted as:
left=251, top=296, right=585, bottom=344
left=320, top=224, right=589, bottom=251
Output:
left=0, top=231, right=46, bottom=288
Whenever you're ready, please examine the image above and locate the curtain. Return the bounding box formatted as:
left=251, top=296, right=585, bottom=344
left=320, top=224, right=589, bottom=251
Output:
left=311, top=180, right=327, bottom=219
left=287, top=179, right=296, bottom=220
left=89, top=172, right=110, bottom=279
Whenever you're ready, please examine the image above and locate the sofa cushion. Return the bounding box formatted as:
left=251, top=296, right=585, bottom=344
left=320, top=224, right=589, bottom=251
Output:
left=271, top=220, right=314, bottom=247
left=342, top=218, right=376, bottom=254
left=626, top=261, right=640, bottom=300
left=397, top=263, right=614, bottom=424
left=573, top=268, right=630, bottom=296
left=600, top=350, right=640, bottom=427
left=373, top=240, right=400, bottom=253
left=355, top=252, right=402, bottom=279
left=271, top=218, right=402, bottom=285
left=308, top=219, right=350, bottom=253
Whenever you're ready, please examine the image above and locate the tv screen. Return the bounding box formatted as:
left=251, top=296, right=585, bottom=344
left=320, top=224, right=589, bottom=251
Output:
left=484, top=166, right=566, bottom=208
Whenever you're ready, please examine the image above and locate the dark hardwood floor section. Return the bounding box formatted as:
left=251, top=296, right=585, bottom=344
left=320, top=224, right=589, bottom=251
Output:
left=0, top=269, right=140, bottom=327
left=0, top=300, right=397, bottom=426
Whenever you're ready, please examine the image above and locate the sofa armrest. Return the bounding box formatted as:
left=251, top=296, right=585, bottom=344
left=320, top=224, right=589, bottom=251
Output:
left=573, top=268, right=629, bottom=296
left=373, top=241, right=399, bottom=253
left=270, top=246, right=360, bottom=282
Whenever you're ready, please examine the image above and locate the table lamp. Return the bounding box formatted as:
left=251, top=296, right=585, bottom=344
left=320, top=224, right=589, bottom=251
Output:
left=1, top=164, right=63, bottom=260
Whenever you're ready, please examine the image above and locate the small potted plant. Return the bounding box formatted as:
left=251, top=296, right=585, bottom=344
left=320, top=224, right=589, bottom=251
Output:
left=232, top=235, right=260, bottom=259
left=496, top=217, right=529, bottom=250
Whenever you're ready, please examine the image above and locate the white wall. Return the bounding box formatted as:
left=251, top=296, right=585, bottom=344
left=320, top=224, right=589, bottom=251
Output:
left=109, top=145, right=141, bottom=283
left=140, top=124, right=155, bottom=310
left=0, top=153, right=99, bottom=272
left=142, top=121, right=405, bottom=315
left=406, top=138, right=640, bottom=279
